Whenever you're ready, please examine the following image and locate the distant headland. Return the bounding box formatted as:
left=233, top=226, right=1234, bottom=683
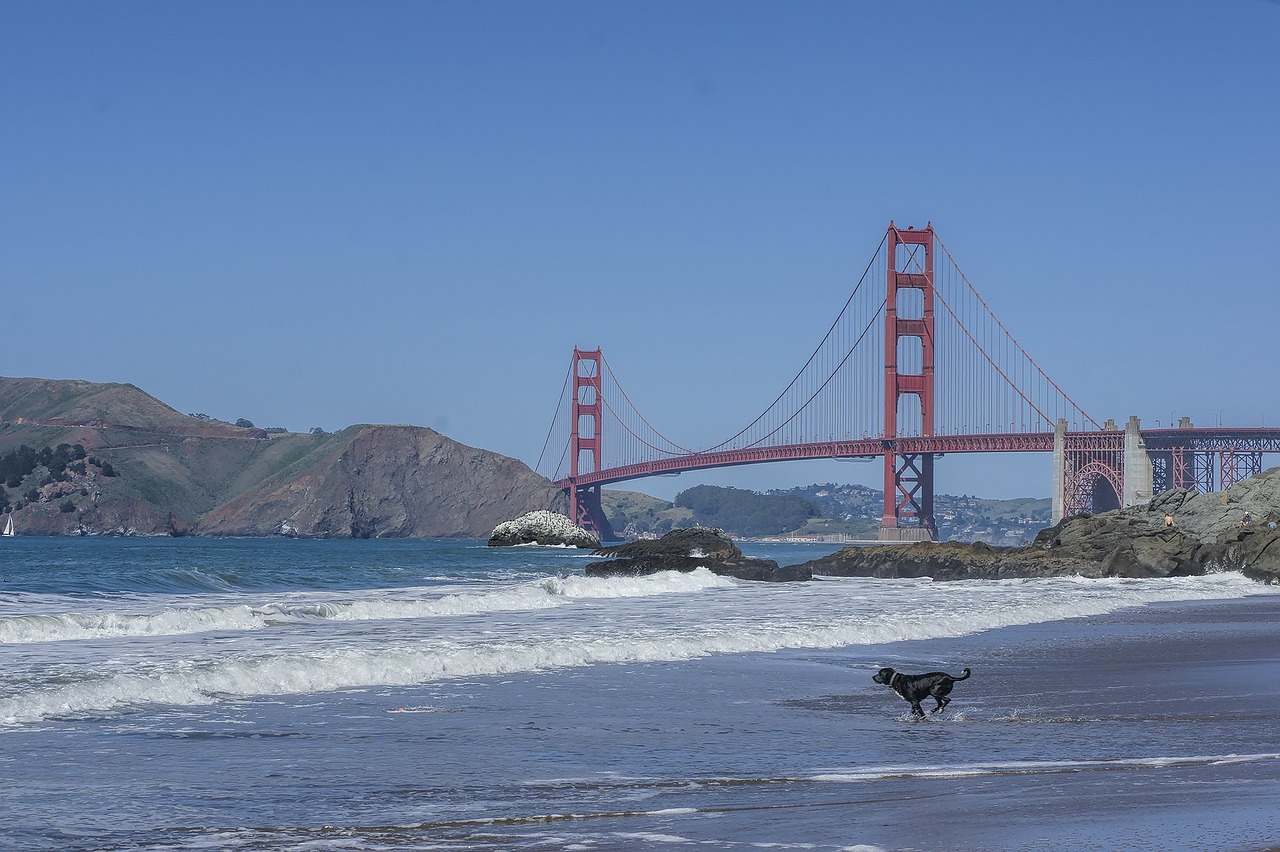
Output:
left=0, top=376, right=562, bottom=537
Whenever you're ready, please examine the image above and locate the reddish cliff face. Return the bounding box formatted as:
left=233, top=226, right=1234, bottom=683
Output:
left=196, top=424, right=565, bottom=538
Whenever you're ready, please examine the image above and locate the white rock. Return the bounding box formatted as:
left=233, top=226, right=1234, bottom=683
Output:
left=489, top=510, right=599, bottom=548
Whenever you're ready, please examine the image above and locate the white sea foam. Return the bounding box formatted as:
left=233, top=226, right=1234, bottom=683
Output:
left=1, top=571, right=1275, bottom=726
left=539, top=567, right=735, bottom=599
left=806, top=753, right=1280, bottom=783
left=0, top=605, right=271, bottom=643
left=0, top=569, right=730, bottom=644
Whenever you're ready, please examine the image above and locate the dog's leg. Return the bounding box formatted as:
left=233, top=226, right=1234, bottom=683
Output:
left=910, top=701, right=925, bottom=717
left=932, top=695, right=950, bottom=713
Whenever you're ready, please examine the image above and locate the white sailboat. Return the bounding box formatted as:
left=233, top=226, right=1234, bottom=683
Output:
left=2, top=513, right=13, bottom=537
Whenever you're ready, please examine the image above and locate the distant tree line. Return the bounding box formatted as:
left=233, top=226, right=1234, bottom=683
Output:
left=674, top=485, right=819, bottom=537
left=0, top=442, right=116, bottom=514
left=1, top=443, right=90, bottom=486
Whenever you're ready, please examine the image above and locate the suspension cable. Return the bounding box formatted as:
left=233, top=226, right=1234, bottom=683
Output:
left=535, top=358, right=574, bottom=475
left=702, top=232, right=889, bottom=452
left=934, top=234, right=1100, bottom=429
left=601, top=356, right=697, bottom=454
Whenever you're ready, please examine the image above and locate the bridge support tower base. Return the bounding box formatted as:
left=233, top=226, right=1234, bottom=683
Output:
left=568, top=484, right=615, bottom=542
left=878, top=451, right=937, bottom=542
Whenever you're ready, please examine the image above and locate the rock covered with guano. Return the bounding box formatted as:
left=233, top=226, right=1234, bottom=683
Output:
left=488, top=510, right=600, bottom=548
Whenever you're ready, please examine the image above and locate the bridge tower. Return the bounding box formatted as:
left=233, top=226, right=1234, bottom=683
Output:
left=568, top=348, right=611, bottom=537
left=880, top=223, right=938, bottom=541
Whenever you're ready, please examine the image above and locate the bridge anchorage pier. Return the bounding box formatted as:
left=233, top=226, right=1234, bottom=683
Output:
left=569, top=484, right=614, bottom=541
left=1052, top=415, right=1277, bottom=523
left=879, top=450, right=937, bottom=542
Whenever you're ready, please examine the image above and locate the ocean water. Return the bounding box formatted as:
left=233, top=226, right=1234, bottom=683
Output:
left=2, top=537, right=1279, bottom=851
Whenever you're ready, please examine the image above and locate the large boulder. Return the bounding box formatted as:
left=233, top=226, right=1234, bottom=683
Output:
left=585, top=527, right=811, bottom=582
left=1033, top=514, right=1204, bottom=578
left=1194, top=525, right=1280, bottom=583
left=488, top=510, right=599, bottom=548
left=1098, top=528, right=1202, bottom=577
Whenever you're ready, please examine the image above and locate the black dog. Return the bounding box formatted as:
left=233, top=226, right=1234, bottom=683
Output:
left=873, top=666, right=971, bottom=717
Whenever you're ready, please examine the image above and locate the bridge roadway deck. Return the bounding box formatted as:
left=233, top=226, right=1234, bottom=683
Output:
left=557, top=427, right=1280, bottom=490
left=559, top=432, right=1054, bottom=489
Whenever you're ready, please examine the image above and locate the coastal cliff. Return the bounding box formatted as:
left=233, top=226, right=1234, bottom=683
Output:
left=1, top=376, right=563, bottom=537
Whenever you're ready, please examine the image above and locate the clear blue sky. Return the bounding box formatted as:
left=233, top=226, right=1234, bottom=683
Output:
left=3, top=1, right=1278, bottom=500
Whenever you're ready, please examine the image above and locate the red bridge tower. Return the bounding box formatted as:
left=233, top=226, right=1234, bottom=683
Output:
left=881, top=223, right=938, bottom=540
left=568, top=348, right=611, bottom=536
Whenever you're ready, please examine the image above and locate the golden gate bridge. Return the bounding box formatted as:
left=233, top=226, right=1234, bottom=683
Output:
left=537, top=222, right=1280, bottom=540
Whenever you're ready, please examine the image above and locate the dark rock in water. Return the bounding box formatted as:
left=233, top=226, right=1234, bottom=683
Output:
left=799, top=467, right=1280, bottom=584
left=488, top=510, right=600, bottom=548
left=798, top=539, right=1097, bottom=581
left=586, top=527, right=811, bottom=582
left=1195, top=525, right=1280, bottom=583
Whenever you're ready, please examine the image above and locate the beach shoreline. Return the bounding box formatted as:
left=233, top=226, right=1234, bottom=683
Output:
left=736, top=592, right=1280, bottom=851
left=6, top=546, right=1280, bottom=851
left=848, top=593, right=1280, bottom=850
left=455, top=592, right=1280, bottom=851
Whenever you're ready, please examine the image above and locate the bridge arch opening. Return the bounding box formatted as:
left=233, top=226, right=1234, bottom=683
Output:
left=1068, top=461, right=1122, bottom=515
left=1089, top=475, right=1121, bottom=513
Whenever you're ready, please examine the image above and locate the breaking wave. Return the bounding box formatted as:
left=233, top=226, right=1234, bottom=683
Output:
left=0, top=568, right=735, bottom=645
left=1, top=571, right=1275, bottom=726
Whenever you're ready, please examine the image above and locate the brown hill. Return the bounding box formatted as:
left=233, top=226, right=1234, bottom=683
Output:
left=198, top=424, right=565, bottom=538
left=0, top=376, right=563, bottom=537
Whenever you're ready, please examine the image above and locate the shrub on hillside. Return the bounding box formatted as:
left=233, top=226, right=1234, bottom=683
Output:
left=674, top=485, right=819, bottom=537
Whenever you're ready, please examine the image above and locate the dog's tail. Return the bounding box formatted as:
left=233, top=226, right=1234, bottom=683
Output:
left=953, top=668, right=971, bottom=680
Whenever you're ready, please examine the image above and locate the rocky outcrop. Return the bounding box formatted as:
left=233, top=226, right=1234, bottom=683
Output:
left=586, top=527, right=812, bottom=582
left=488, top=510, right=599, bottom=548
left=796, top=539, right=1102, bottom=581
left=11, top=495, right=184, bottom=537
left=800, top=468, right=1280, bottom=584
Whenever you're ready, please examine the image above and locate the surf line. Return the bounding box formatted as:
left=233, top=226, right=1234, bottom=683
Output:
left=276, top=752, right=1280, bottom=839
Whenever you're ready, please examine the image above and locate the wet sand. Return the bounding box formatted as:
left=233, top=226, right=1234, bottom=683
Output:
left=17, top=585, right=1277, bottom=851
left=465, top=592, right=1280, bottom=851
left=829, top=593, right=1280, bottom=851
